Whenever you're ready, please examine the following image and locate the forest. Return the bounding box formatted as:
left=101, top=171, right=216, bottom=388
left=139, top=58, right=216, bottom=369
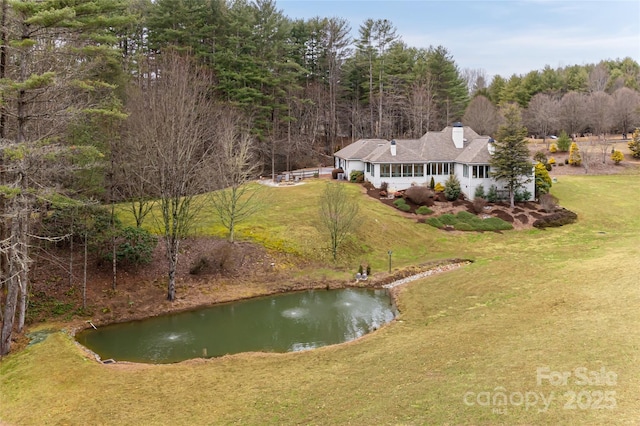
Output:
left=1, top=0, right=639, bottom=355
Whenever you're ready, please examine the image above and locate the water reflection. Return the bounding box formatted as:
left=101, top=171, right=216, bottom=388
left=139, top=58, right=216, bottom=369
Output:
left=76, top=288, right=396, bottom=364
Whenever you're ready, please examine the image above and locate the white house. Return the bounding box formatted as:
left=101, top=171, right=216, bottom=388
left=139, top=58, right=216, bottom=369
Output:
left=333, top=123, right=535, bottom=201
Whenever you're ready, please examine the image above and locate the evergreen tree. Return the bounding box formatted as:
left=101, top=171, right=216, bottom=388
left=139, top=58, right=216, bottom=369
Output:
left=628, top=128, right=640, bottom=159
left=0, top=0, right=130, bottom=355
left=490, top=104, right=533, bottom=208
left=534, top=162, right=552, bottom=196
left=425, top=46, right=468, bottom=129
left=444, top=174, right=461, bottom=201
left=568, top=142, right=582, bottom=166
left=556, top=130, right=572, bottom=152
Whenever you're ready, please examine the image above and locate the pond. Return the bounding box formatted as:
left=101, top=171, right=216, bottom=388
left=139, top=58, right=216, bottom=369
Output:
left=76, top=288, right=397, bottom=364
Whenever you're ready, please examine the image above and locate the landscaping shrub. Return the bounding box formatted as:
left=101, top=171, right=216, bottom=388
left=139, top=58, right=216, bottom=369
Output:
left=472, top=197, right=487, bottom=214
left=396, top=203, right=411, bottom=212
left=416, top=205, right=433, bottom=215
left=539, top=193, right=559, bottom=212
left=486, top=184, right=499, bottom=202
left=514, top=189, right=532, bottom=203
left=481, top=217, right=514, bottom=231
left=393, top=198, right=411, bottom=212
left=434, top=182, right=444, bottom=192
left=548, top=157, right=556, bottom=165
left=533, top=151, right=547, bottom=164
left=549, top=143, right=558, bottom=153
left=628, top=128, right=640, bottom=158
left=429, top=176, right=435, bottom=189
left=557, top=131, right=571, bottom=152
left=454, top=222, right=474, bottom=231
left=426, top=217, right=443, bottom=228
left=380, top=181, right=389, bottom=192
left=439, top=214, right=457, bottom=226
left=535, top=162, right=552, bottom=196
left=425, top=210, right=513, bottom=231
left=405, top=185, right=434, bottom=205
left=393, top=198, right=406, bottom=207
left=568, top=142, right=582, bottom=166
left=456, top=211, right=476, bottom=222
left=474, top=184, right=485, bottom=199
left=443, top=174, right=461, bottom=201
left=533, top=209, right=578, bottom=228
left=611, top=150, right=624, bottom=164
left=349, top=170, right=364, bottom=183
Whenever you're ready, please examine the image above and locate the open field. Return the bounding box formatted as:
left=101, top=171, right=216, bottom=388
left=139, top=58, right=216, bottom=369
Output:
left=2, top=171, right=640, bottom=425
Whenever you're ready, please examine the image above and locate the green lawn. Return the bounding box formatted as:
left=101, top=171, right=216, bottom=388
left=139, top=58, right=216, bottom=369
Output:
left=2, top=174, right=639, bottom=425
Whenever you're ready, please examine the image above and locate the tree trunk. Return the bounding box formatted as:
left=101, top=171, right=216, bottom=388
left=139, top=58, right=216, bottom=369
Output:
left=0, top=275, right=18, bottom=356
left=83, top=230, right=88, bottom=310
left=166, top=238, right=179, bottom=301
left=0, top=214, right=20, bottom=355
left=0, top=0, right=7, bottom=138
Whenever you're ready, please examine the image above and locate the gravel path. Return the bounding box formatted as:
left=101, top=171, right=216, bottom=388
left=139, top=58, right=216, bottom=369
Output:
left=382, top=261, right=470, bottom=289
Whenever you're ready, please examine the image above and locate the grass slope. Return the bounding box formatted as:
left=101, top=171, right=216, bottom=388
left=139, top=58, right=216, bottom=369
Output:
left=2, top=174, right=640, bottom=425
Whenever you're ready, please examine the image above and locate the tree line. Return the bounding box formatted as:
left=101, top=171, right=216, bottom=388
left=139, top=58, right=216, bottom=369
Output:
left=1, top=0, right=639, bottom=355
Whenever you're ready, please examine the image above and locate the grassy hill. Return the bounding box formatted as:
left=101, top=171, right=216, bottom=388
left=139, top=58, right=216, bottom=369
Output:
left=1, top=172, right=639, bottom=425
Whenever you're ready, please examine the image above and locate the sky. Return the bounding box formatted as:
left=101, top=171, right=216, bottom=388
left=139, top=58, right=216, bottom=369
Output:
left=277, top=0, right=640, bottom=80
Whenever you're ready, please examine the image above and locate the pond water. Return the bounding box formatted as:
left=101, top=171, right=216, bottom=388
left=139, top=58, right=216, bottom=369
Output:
left=76, top=288, right=396, bottom=364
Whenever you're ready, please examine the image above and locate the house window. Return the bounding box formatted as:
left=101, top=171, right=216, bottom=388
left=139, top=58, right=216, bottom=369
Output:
left=380, top=164, right=390, bottom=177
left=402, top=164, right=413, bottom=177
left=391, top=164, right=402, bottom=177
left=366, top=162, right=370, bottom=173
left=414, top=164, right=424, bottom=177
left=463, top=164, right=468, bottom=178
left=472, top=165, right=490, bottom=179
left=371, top=164, right=375, bottom=177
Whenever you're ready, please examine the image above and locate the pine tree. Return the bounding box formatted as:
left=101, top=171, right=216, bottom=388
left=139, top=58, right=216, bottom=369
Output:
left=425, top=45, right=469, bottom=129
left=628, top=128, right=640, bottom=158
left=490, top=104, right=533, bottom=208
left=534, top=162, right=552, bottom=196
left=0, top=0, right=130, bottom=355
left=556, top=130, right=572, bottom=152
left=568, top=142, right=582, bottom=166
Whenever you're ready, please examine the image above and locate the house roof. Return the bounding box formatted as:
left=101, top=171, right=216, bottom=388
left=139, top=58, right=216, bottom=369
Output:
left=334, top=138, right=387, bottom=160
left=335, top=126, right=493, bottom=164
left=363, top=139, right=422, bottom=163
left=455, top=138, right=493, bottom=163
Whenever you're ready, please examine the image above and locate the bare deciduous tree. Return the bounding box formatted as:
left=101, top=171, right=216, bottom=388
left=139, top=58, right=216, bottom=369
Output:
left=461, top=67, right=488, bottom=96
left=462, top=95, right=501, bottom=136
left=406, top=79, right=436, bottom=137
left=559, top=92, right=588, bottom=137
left=588, top=62, right=610, bottom=93
left=125, top=52, right=217, bottom=301
left=209, top=113, right=262, bottom=243
left=525, top=93, right=559, bottom=149
left=611, top=87, right=640, bottom=138
left=317, top=182, right=359, bottom=262
left=587, top=91, right=613, bottom=140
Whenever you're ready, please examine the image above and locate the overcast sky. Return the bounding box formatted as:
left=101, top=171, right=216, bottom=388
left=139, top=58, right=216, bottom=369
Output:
left=278, top=0, right=640, bottom=80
